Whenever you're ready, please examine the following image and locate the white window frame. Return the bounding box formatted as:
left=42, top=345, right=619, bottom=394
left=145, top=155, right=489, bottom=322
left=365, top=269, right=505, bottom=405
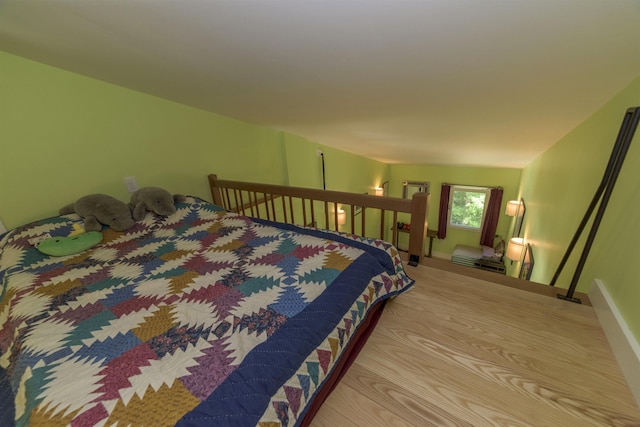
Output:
left=448, top=185, right=491, bottom=232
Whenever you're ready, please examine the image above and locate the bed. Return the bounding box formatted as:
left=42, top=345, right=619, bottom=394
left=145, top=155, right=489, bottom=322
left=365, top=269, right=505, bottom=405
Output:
left=451, top=239, right=504, bottom=268
left=0, top=174, right=429, bottom=427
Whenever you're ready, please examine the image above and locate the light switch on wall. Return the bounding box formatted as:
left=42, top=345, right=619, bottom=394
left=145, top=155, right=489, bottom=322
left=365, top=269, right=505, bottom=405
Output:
left=123, top=176, right=139, bottom=193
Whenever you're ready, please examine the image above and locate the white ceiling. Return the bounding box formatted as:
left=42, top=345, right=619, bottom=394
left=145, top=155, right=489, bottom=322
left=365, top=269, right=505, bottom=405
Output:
left=2, top=0, right=640, bottom=168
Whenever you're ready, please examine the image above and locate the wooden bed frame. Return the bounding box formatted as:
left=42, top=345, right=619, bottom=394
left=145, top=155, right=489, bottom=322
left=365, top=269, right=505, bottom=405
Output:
left=208, top=174, right=430, bottom=265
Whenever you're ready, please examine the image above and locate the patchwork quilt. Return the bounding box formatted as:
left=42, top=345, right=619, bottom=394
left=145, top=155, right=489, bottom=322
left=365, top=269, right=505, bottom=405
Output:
left=0, top=197, right=413, bottom=427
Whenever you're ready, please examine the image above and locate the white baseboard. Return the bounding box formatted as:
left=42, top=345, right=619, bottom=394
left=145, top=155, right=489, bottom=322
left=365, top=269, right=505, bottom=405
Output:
left=589, top=278, right=640, bottom=408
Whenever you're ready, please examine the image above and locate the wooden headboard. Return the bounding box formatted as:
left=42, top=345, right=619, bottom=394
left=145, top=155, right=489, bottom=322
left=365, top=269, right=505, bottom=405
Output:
left=208, top=174, right=430, bottom=265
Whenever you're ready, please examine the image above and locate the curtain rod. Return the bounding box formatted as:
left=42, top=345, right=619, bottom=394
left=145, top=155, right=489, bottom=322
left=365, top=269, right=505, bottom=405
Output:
left=443, top=183, right=503, bottom=190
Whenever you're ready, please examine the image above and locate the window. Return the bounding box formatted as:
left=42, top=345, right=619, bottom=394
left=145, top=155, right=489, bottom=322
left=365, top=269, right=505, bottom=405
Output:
left=448, top=186, right=491, bottom=230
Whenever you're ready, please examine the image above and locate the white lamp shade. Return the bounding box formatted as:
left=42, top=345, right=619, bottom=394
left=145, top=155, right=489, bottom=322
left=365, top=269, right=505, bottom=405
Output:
left=506, top=237, right=525, bottom=261
left=337, top=209, right=346, bottom=225
left=505, top=200, right=520, bottom=216
left=374, top=187, right=384, bottom=196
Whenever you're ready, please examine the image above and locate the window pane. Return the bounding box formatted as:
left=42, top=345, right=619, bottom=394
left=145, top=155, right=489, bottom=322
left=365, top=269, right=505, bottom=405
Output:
left=450, top=190, right=487, bottom=229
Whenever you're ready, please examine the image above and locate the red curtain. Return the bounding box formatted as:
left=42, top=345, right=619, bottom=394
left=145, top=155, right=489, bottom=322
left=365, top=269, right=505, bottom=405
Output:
left=437, top=184, right=451, bottom=239
left=480, top=188, right=503, bottom=246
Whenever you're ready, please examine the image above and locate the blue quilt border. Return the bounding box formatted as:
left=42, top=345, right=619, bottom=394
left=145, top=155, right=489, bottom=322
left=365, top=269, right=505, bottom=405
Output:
left=178, top=219, right=413, bottom=426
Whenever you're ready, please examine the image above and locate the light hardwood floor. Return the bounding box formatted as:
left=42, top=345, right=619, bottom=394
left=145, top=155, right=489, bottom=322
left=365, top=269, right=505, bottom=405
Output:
left=311, top=262, right=640, bottom=426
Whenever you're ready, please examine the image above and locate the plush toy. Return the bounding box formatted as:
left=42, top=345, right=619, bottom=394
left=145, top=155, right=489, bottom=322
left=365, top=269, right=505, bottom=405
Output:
left=129, top=187, right=187, bottom=221
left=37, top=231, right=103, bottom=256
left=59, top=194, right=135, bottom=232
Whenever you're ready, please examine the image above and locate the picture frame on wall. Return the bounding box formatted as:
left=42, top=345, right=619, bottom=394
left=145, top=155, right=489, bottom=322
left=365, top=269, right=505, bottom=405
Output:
left=402, top=180, right=430, bottom=199
left=519, top=243, right=534, bottom=280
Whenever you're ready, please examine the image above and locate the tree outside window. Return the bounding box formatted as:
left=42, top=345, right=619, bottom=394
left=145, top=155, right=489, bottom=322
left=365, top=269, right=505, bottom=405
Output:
left=449, top=186, right=490, bottom=230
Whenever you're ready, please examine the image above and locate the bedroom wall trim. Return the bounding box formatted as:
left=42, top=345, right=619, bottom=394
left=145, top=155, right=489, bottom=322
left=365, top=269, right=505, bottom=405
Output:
left=589, top=278, right=640, bottom=407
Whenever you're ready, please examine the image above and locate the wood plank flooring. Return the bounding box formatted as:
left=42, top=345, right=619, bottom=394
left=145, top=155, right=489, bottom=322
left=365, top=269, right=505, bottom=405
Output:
left=310, top=262, right=640, bottom=426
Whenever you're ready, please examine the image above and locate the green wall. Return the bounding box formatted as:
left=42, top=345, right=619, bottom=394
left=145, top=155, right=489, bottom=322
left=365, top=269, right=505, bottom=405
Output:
left=282, top=133, right=389, bottom=192
left=389, top=164, right=521, bottom=265
left=519, top=74, right=640, bottom=340
left=4, top=49, right=639, bottom=342
left=0, top=51, right=387, bottom=229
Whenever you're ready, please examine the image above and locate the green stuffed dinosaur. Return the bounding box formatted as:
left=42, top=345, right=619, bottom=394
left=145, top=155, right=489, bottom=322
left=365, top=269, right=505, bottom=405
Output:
left=37, top=231, right=103, bottom=256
